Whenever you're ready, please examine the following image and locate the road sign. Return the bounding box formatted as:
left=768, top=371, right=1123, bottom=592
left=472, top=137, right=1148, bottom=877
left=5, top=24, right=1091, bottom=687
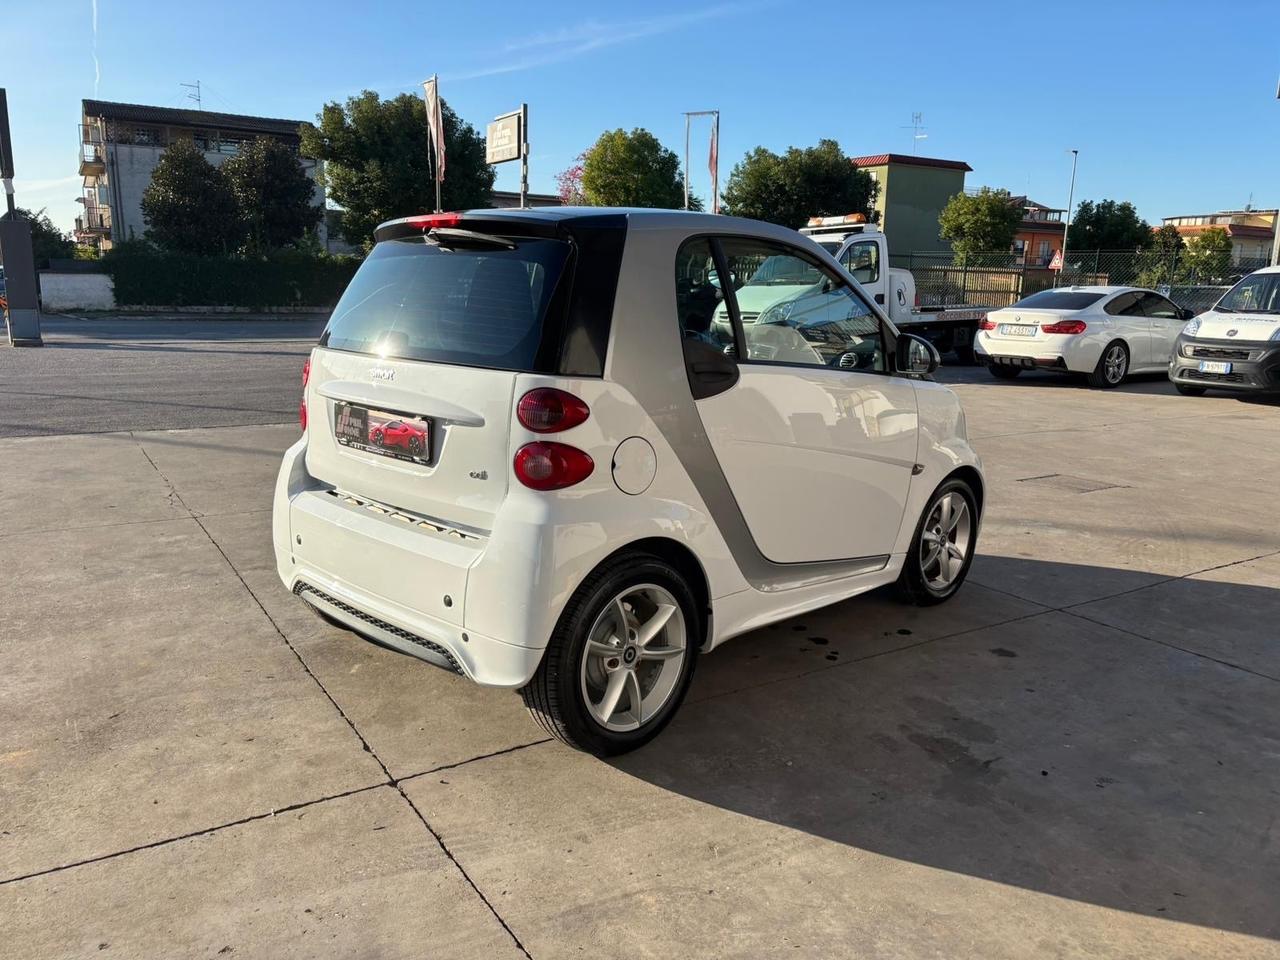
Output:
left=486, top=114, right=521, bottom=164
left=1049, top=249, right=1063, bottom=271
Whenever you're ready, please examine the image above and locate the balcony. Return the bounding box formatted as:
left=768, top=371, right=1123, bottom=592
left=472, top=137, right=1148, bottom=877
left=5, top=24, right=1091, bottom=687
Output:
left=75, top=208, right=112, bottom=235
left=79, top=123, right=106, bottom=176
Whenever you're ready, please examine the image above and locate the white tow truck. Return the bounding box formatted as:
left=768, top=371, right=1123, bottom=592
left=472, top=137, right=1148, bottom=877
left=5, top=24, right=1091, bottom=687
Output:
left=800, top=214, right=993, bottom=364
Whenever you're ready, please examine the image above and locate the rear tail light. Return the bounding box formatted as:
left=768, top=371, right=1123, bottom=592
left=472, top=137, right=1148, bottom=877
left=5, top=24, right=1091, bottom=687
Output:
left=1041, top=320, right=1087, bottom=335
left=978, top=318, right=997, bottom=331
left=299, top=357, right=310, bottom=431
left=517, top=388, right=590, bottom=433
left=513, top=442, right=594, bottom=491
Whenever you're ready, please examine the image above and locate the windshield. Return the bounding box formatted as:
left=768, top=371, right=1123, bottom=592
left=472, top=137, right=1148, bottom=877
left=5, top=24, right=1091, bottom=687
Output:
left=816, top=240, right=841, bottom=255
left=321, top=236, right=572, bottom=371
left=1011, top=290, right=1106, bottom=310
left=746, top=255, right=823, bottom=286
left=1215, top=272, right=1280, bottom=314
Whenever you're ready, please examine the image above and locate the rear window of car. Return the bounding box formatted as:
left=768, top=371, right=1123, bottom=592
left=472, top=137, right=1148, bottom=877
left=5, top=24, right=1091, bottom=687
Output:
left=320, top=236, right=572, bottom=372
left=1011, top=290, right=1106, bottom=310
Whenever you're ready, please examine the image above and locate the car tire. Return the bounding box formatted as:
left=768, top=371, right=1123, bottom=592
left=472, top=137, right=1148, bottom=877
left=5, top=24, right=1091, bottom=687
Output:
left=988, top=364, right=1021, bottom=380
left=1175, top=384, right=1207, bottom=397
left=408, top=436, right=422, bottom=455
left=521, top=553, right=700, bottom=756
left=372, top=430, right=384, bottom=446
left=897, top=478, right=978, bottom=606
left=1087, top=340, right=1129, bottom=388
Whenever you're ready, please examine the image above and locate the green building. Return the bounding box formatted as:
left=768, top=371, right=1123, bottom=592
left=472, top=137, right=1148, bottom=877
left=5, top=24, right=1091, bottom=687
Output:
left=850, top=153, right=972, bottom=256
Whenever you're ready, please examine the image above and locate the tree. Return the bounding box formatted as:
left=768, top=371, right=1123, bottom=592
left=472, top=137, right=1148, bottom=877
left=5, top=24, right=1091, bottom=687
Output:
left=1067, top=199, right=1150, bottom=252
left=580, top=128, right=689, bottom=209
left=721, top=139, right=876, bottom=228
left=555, top=154, right=586, bottom=205
left=1135, top=223, right=1186, bottom=288
left=141, top=140, right=242, bottom=255
left=1182, top=227, right=1233, bottom=283
left=937, top=188, right=1023, bottom=259
left=300, top=91, right=493, bottom=247
left=221, top=138, right=322, bottom=251
left=0, top=207, right=74, bottom=268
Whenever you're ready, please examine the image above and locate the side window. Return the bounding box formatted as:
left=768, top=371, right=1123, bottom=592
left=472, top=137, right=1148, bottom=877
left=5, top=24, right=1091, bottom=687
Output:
left=840, top=240, right=880, bottom=286
left=718, top=237, right=886, bottom=372
left=1104, top=292, right=1142, bottom=316
left=1139, top=293, right=1180, bottom=318
left=674, top=239, right=732, bottom=350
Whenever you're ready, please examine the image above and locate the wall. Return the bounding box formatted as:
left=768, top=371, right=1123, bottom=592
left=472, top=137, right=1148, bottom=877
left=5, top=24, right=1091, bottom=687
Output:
left=39, top=272, right=116, bottom=311
left=882, top=164, right=966, bottom=256
left=105, top=143, right=327, bottom=247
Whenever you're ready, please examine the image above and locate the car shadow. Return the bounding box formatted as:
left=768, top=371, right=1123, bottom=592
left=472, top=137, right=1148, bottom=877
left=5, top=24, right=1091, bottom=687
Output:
left=611, top=557, right=1280, bottom=940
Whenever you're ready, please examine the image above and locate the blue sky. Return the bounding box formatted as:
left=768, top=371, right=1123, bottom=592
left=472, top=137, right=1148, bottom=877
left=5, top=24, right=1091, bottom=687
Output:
left=5, top=0, right=1280, bottom=233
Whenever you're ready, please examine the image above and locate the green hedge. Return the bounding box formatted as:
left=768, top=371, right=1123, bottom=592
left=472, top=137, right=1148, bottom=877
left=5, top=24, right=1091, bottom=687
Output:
left=102, top=245, right=361, bottom=309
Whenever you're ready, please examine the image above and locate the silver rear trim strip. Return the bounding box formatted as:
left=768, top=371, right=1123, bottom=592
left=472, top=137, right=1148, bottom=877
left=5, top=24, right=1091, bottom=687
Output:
left=294, top=581, right=464, bottom=675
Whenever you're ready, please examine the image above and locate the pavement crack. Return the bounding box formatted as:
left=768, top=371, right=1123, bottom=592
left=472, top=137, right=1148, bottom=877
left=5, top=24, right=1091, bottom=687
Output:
left=393, top=783, right=535, bottom=960
left=0, top=783, right=388, bottom=887
left=395, top=739, right=553, bottom=785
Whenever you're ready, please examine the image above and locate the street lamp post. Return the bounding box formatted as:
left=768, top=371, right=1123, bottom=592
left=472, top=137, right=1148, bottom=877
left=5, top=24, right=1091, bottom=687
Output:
left=1056, top=149, right=1079, bottom=288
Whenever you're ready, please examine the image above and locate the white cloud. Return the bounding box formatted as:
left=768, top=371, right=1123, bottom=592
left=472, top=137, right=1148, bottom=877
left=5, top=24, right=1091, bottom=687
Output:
left=449, top=5, right=741, bottom=81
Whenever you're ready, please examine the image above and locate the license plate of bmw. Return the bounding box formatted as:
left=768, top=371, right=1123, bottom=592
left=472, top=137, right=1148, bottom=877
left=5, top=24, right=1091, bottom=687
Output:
left=333, top=402, right=432, bottom=465
left=1000, top=324, right=1037, bottom=337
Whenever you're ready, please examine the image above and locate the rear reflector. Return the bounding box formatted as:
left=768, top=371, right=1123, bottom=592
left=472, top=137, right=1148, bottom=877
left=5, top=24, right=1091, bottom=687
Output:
left=517, top=388, right=590, bottom=433
left=514, top=442, right=594, bottom=491
left=1041, top=319, right=1087, bottom=335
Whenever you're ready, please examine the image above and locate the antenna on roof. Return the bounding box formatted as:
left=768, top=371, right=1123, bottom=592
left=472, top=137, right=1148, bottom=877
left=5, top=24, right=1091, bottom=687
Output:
left=180, top=80, right=201, bottom=111
left=899, top=112, right=927, bottom=154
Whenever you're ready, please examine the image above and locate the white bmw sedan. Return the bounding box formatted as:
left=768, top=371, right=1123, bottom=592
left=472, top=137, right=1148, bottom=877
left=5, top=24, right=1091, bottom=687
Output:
left=975, top=286, right=1193, bottom=388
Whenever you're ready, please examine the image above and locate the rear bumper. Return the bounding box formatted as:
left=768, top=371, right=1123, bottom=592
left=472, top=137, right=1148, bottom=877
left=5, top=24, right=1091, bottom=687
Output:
left=272, top=437, right=544, bottom=688
left=975, top=331, right=1095, bottom=372
left=1168, top=336, right=1280, bottom=394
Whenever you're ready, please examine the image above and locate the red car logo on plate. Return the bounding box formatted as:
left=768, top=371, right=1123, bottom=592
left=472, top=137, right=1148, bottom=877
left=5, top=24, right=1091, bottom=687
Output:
left=368, top=420, right=427, bottom=457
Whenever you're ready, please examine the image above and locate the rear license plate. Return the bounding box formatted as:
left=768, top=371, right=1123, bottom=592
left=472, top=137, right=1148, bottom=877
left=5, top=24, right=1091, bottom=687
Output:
left=1198, top=360, right=1232, bottom=374
left=334, top=402, right=432, bottom=465
left=999, top=324, right=1037, bottom=337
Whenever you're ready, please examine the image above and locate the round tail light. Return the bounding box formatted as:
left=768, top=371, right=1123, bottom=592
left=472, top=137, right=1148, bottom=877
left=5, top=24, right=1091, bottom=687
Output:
left=513, top=442, right=594, bottom=490
left=517, top=388, right=590, bottom=433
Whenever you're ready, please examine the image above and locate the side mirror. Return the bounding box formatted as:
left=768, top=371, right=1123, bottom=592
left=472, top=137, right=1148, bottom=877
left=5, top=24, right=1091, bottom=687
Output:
left=1180, top=307, right=1195, bottom=321
left=897, top=333, right=940, bottom=376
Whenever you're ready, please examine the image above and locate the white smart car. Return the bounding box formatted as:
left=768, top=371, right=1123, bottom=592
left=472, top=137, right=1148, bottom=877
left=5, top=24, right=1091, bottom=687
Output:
left=976, top=286, right=1193, bottom=387
left=273, top=208, right=984, bottom=755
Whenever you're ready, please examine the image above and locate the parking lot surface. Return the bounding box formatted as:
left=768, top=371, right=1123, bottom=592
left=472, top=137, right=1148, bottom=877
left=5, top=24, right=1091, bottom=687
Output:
left=3, top=318, right=1279, bottom=958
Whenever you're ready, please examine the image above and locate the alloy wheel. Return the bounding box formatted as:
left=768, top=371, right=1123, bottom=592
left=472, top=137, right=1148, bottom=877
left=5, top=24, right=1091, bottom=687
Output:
left=1104, top=344, right=1127, bottom=384
left=920, top=492, right=973, bottom=590
left=579, top=584, right=687, bottom=732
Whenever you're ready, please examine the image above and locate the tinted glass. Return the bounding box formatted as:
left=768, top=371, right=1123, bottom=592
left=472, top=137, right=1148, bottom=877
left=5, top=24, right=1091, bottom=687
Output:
left=718, top=238, right=885, bottom=372
left=1138, top=293, right=1181, bottom=318
left=840, top=240, right=880, bottom=285
left=674, top=239, right=733, bottom=350
left=321, top=237, right=571, bottom=371
left=1012, top=290, right=1106, bottom=310
left=1217, top=272, right=1280, bottom=313
left=1104, top=292, right=1144, bottom=316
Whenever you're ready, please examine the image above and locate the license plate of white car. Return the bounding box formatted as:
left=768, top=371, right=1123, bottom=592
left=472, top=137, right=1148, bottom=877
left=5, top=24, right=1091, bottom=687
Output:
left=1198, top=360, right=1232, bottom=374
left=999, top=324, right=1037, bottom=337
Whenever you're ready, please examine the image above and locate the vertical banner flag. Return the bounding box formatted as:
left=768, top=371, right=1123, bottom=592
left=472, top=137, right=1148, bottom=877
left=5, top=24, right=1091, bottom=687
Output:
left=708, top=117, right=719, bottom=215
left=422, top=77, right=446, bottom=184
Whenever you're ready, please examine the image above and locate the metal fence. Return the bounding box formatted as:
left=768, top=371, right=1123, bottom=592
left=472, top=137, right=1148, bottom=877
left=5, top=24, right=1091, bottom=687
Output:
left=889, top=250, right=1265, bottom=312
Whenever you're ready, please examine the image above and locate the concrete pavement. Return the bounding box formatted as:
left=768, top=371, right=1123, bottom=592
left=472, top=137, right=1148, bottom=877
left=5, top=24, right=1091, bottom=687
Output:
left=2, top=324, right=1278, bottom=958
